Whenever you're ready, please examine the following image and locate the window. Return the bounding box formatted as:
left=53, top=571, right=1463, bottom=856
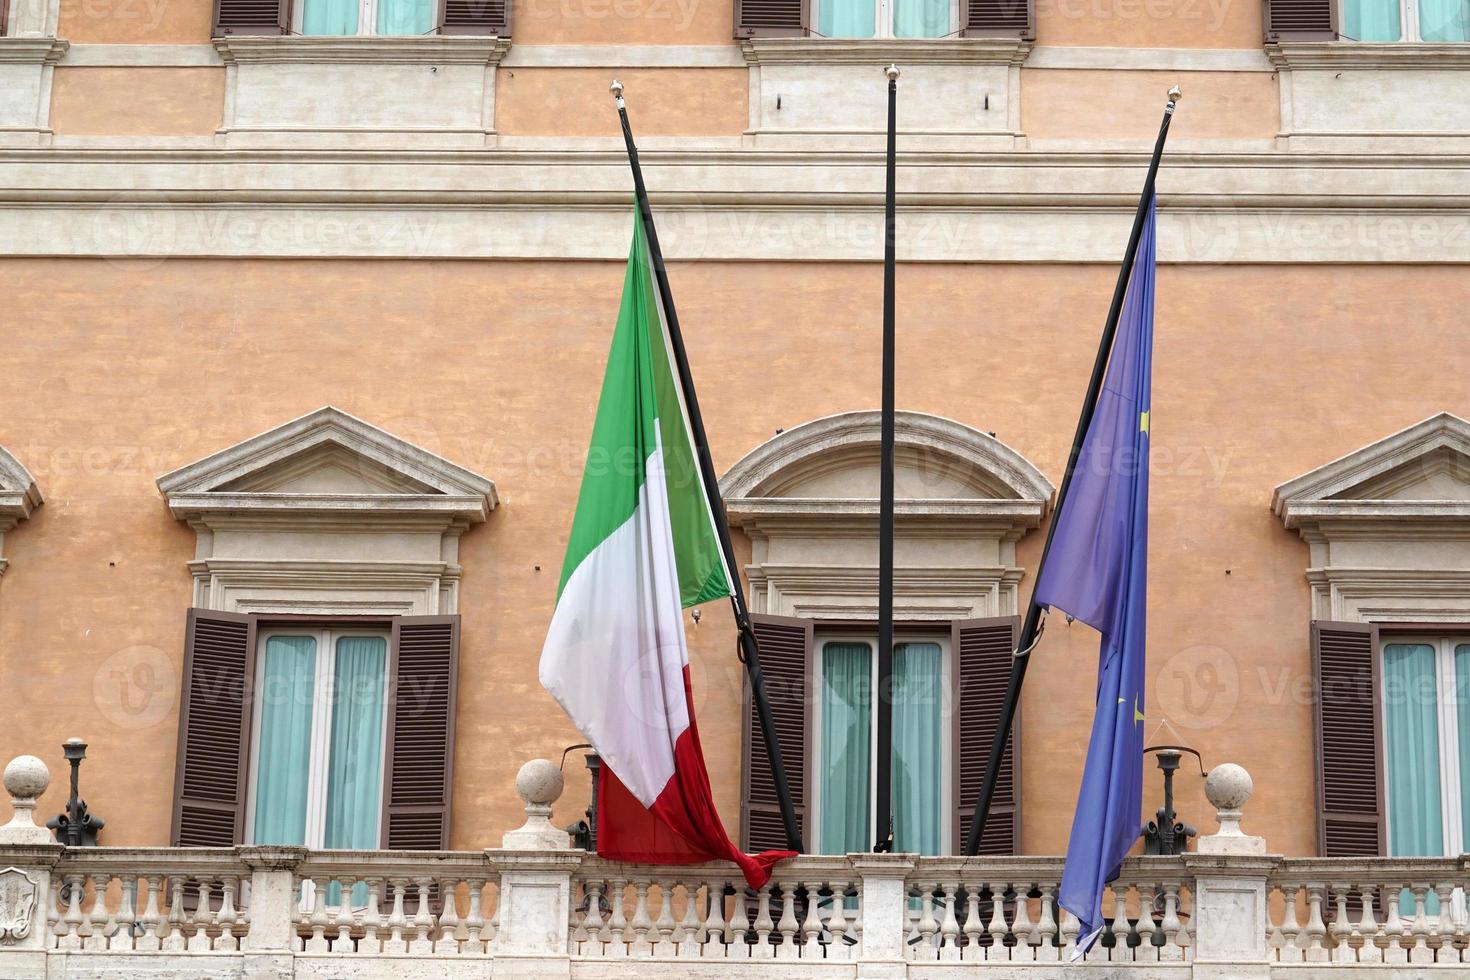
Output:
left=296, top=0, right=436, bottom=35
left=1382, top=636, right=1470, bottom=857
left=813, top=633, right=949, bottom=855
left=1341, top=0, right=1470, bottom=41
left=813, top=0, right=955, bottom=37
left=247, top=628, right=390, bottom=850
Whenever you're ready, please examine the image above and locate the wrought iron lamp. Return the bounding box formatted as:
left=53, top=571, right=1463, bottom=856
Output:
left=561, top=743, right=601, bottom=851
left=46, top=738, right=105, bottom=847
left=1140, top=744, right=1199, bottom=856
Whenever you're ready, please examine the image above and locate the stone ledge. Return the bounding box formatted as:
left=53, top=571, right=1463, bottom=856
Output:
left=214, top=35, right=510, bottom=66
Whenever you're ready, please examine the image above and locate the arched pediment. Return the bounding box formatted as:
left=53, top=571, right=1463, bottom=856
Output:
left=719, top=411, right=1053, bottom=621
left=721, top=410, right=1053, bottom=522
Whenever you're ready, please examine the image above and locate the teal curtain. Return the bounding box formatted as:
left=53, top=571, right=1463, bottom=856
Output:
left=1341, top=0, right=1402, bottom=39
left=820, top=643, right=871, bottom=854
left=1420, top=0, right=1470, bottom=39
left=324, top=636, right=387, bottom=904
left=377, top=0, right=434, bottom=35
left=302, top=0, right=358, bottom=35
left=894, top=0, right=949, bottom=36
left=892, top=642, right=943, bottom=854
left=818, top=0, right=875, bottom=37
left=253, top=636, right=317, bottom=846
left=1384, top=643, right=1443, bottom=856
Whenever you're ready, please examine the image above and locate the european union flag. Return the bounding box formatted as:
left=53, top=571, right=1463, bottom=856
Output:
left=1033, top=194, right=1156, bottom=953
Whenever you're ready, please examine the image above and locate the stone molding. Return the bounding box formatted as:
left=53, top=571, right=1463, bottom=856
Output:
left=721, top=410, right=1052, bottom=620
left=0, top=38, right=67, bottom=66
left=213, top=35, right=510, bottom=66
left=1267, top=41, right=1470, bottom=70
left=741, top=37, right=1031, bottom=67
left=0, top=447, right=41, bottom=579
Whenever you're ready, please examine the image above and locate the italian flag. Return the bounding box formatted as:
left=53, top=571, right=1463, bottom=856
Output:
left=539, top=207, right=794, bottom=889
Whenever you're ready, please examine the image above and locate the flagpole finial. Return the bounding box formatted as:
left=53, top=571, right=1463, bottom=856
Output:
left=885, top=63, right=900, bottom=82
left=1167, top=84, right=1182, bottom=105
left=610, top=79, right=624, bottom=98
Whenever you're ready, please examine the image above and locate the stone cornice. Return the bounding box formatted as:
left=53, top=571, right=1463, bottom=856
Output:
left=213, top=35, right=509, bottom=66
left=741, top=37, right=1031, bottom=67
left=0, top=37, right=68, bottom=65
left=1268, top=40, right=1470, bottom=70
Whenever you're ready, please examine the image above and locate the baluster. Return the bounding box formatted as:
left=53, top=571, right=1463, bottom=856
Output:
left=108, top=875, right=136, bottom=952
left=136, top=875, right=163, bottom=952
left=752, top=884, right=774, bottom=958
left=382, top=879, right=408, bottom=954
left=1382, top=882, right=1408, bottom=964
left=409, top=878, right=435, bottom=954
left=703, top=878, right=726, bottom=954
left=827, top=881, right=850, bottom=959
left=464, top=878, right=487, bottom=955
left=1036, top=883, right=1059, bottom=962
left=1135, top=883, right=1157, bottom=963
left=606, top=877, right=628, bottom=957
left=215, top=876, right=240, bottom=952
left=438, top=878, right=462, bottom=953
left=357, top=879, right=383, bottom=955
left=1410, top=882, right=1433, bottom=964
left=628, top=879, right=654, bottom=956
left=911, top=882, right=937, bottom=959
left=1276, top=885, right=1302, bottom=963
left=1158, top=882, right=1182, bottom=962
left=799, top=881, right=823, bottom=957
left=728, top=884, right=751, bottom=959
left=680, top=881, right=704, bottom=953
left=959, top=883, right=982, bottom=960
left=1325, top=882, right=1351, bottom=963
left=1435, top=881, right=1458, bottom=963
left=1356, top=882, right=1382, bottom=963
left=486, top=881, right=500, bottom=946
left=1011, top=883, right=1036, bottom=963
left=329, top=877, right=355, bottom=954
left=82, top=873, right=109, bottom=951
left=1059, top=907, right=1080, bottom=961
left=302, top=879, right=330, bottom=953
left=1303, top=884, right=1329, bottom=963
left=986, top=881, right=1008, bottom=962
left=936, top=881, right=959, bottom=961
left=45, top=880, right=62, bottom=950
left=162, top=877, right=187, bottom=952
left=850, top=885, right=863, bottom=954
left=1110, top=887, right=1131, bottom=962
left=775, top=881, right=798, bottom=958
left=653, top=879, right=677, bottom=956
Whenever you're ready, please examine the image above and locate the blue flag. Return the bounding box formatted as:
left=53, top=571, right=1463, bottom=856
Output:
left=1033, top=194, right=1156, bottom=953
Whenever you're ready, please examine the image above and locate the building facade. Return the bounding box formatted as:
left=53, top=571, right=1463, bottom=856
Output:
left=0, top=0, right=1468, bottom=880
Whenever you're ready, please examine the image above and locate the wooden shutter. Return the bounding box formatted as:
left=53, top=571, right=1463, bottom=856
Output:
left=439, top=0, right=510, bottom=35
left=734, top=0, right=805, bottom=37
left=171, top=610, right=256, bottom=847
left=382, top=615, right=460, bottom=850
left=961, top=0, right=1034, bottom=37
left=1312, top=620, right=1385, bottom=857
left=212, top=0, right=289, bottom=35
left=1263, top=0, right=1336, bottom=39
left=741, top=614, right=813, bottom=851
left=0, top=0, right=9, bottom=37
left=952, top=617, right=1021, bottom=854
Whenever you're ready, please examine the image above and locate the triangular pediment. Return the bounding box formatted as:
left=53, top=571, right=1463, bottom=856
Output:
left=1273, top=413, right=1470, bottom=527
left=157, top=406, right=496, bottom=522
left=0, top=446, right=42, bottom=523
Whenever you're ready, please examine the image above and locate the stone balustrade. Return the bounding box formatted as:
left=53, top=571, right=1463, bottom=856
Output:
left=0, top=756, right=1467, bottom=978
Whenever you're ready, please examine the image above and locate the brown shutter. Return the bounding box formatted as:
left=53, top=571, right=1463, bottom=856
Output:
left=212, top=0, right=289, bottom=35
left=1263, top=0, right=1336, bottom=40
left=961, top=0, right=1034, bottom=37
left=382, top=615, right=460, bottom=850
left=171, top=610, right=257, bottom=847
left=952, top=617, right=1021, bottom=854
left=0, top=0, right=9, bottom=37
left=1312, top=620, right=1385, bottom=857
left=439, top=0, right=510, bottom=35
left=734, top=0, right=806, bottom=37
left=741, top=614, right=813, bottom=851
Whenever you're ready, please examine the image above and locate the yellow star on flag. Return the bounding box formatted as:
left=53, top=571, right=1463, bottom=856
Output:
left=1139, top=410, right=1150, bottom=435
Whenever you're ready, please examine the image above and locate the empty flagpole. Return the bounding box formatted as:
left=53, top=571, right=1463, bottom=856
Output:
left=964, top=85, right=1182, bottom=857
left=610, top=80, right=804, bottom=853
left=874, top=63, right=900, bottom=854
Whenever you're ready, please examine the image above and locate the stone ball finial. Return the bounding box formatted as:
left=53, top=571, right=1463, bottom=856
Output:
left=4, top=755, right=49, bottom=801
left=1205, top=762, right=1252, bottom=812
left=516, top=759, right=564, bottom=807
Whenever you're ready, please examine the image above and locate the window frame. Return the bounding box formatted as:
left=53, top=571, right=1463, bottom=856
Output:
left=810, top=627, right=953, bottom=855
left=291, top=0, right=435, bottom=37
left=1380, top=633, right=1470, bottom=857
left=1341, top=0, right=1470, bottom=41
left=809, top=0, right=961, bottom=38
left=244, top=623, right=392, bottom=850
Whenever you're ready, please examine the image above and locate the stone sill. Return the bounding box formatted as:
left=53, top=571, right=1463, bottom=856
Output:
left=214, top=35, right=510, bottom=66
left=741, top=36, right=1031, bottom=67
left=0, top=37, right=68, bottom=65
left=1268, top=40, right=1470, bottom=70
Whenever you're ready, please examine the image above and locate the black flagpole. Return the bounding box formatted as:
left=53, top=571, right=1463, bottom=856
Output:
left=964, top=85, right=1181, bottom=857
left=611, top=80, right=804, bottom=853
left=874, top=64, right=900, bottom=853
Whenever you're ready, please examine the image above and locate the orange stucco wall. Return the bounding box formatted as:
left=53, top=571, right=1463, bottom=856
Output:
left=1034, top=0, right=1264, bottom=49
left=57, top=0, right=215, bottom=43
left=0, top=257, right=1465, bottom=858
left=50, top=67, right=225, bottom=136
left=496, top=67, right=748, bottom=136
left=1021, top=69, right=1279, bottom=141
